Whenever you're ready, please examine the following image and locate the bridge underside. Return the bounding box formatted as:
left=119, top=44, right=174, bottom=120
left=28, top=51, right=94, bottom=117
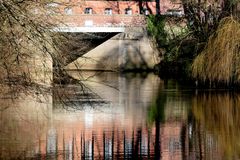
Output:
left=53, top=32, right=119, bottom=83
left=57, top=32, right=119, bottom=66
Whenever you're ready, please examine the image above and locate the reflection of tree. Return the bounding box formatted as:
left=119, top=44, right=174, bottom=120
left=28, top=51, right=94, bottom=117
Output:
left=192, top=92, right=240, bottom=159
left=148, top=85, right=166, bottom=159
left=147, top=80, right=194, bottom=160
left=0, top=94, right=49, bottom=159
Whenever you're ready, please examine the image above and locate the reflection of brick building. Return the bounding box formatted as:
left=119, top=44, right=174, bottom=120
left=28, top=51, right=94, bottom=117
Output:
left=0, top=88, right=224, bottom=159
left=37, top=119, right=186, bottom=160
left=2, top=75, right=225, bottom=160
left=32, top=74, right=186, bottom=159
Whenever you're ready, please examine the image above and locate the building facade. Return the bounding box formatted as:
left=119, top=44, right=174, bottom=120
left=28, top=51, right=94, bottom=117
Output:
left=51, top=0, right=183, bottom=27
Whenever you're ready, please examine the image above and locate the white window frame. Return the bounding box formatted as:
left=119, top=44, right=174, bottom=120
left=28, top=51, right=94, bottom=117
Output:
left=104, top=8, right=112, bottom=15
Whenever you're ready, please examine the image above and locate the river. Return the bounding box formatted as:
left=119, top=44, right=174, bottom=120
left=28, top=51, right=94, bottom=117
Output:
left=0, top=71, right=239, bottom=159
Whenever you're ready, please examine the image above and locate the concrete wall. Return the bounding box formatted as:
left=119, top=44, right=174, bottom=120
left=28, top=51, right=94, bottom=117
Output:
left=66, top=27, right=160, bottom=71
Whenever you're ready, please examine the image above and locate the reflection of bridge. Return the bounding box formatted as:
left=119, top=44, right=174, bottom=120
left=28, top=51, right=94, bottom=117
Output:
left=0, top=74, right=223, bottom=160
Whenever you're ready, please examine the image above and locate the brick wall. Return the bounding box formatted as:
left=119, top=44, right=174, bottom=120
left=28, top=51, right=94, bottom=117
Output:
left=53, top=0, right=183, bottom=27
left=57, top=0, right=183, bottom=14
left=58, top=1, right=157, bottom=15
left=59, top=14, right=147, bottom=27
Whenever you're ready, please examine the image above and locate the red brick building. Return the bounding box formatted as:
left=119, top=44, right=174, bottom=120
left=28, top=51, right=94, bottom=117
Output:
left=56, top=0, right=183, bottom=15
left=52, top=0, right=183, bottom=27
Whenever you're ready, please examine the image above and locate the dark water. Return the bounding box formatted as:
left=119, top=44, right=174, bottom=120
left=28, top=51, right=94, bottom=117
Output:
left=0, top=72, right=240, bottom=159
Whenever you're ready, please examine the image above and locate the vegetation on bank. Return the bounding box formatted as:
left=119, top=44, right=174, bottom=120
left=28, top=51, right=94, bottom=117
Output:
left=148, top=0, right=240, bottom=86
left=192, top=17, right=240, bottom=85
left=147, top=15, right=192, bottom=79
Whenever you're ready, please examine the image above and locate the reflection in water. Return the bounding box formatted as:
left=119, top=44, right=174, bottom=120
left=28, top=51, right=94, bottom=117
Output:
left=0, top=85, right=51, bottom=159
left=50, top=72, right=161, bottom=159
left=192, top=92, right=240, bottom=160
left=1, top=73, right=240, bottom=159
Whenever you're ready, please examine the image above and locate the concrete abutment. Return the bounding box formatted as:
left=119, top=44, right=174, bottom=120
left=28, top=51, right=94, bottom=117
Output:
left=65, top=27, right=159, bottom=71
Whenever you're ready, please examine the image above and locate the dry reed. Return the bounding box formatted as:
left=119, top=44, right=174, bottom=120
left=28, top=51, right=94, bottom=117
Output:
left=192, top=17, right=240, bottom=84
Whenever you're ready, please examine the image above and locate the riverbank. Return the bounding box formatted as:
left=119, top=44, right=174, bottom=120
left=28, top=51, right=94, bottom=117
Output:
left=147, top=14, right=240, bottom=88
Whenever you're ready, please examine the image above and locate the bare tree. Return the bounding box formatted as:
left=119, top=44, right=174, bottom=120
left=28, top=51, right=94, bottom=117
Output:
left=182, top=0, right=239, bottom=42
left=0, top=0, right=73, bottom=87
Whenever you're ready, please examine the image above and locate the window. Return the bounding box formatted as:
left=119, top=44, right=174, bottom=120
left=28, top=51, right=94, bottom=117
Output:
left=125, top=8, right=132, bottom=15
left=165, top=9, right=184, bottom=17
left=85, top=8, right=93, bottom=14
left=104, top=8, right=112, bottom=15
left=64, top=7, right=72, bottom=15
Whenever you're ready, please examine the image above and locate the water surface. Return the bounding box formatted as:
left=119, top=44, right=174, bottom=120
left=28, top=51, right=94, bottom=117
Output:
left=0, top=72, right=240, bottom=159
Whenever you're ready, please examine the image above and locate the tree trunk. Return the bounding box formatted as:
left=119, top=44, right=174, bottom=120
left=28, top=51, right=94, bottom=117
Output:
left=156, top=0, right=160, bottom=14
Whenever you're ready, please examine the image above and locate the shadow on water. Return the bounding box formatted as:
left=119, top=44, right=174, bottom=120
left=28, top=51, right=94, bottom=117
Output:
left=2, top=74, right=240, bottom=159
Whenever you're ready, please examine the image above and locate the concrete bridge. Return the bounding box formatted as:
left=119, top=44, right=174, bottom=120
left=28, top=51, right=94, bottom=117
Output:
left=49, top=0, right=183, bottom=72
left=1, top=0, right=183, bottom=86
left=53, top=14, right=159, bottom=72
